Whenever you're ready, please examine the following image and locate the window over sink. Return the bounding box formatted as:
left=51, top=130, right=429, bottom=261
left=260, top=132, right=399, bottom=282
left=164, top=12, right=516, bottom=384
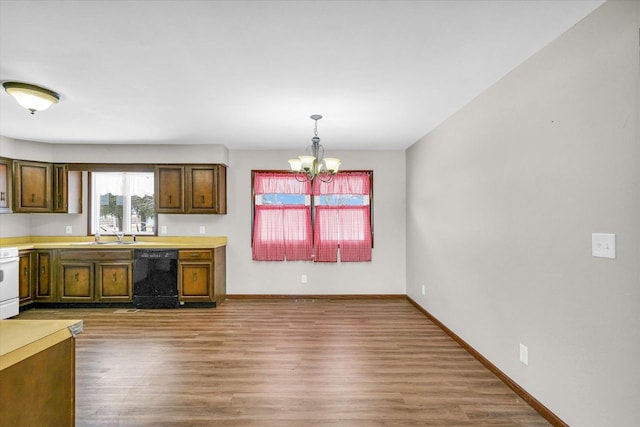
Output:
left=90, top=172, right=155, bottom=236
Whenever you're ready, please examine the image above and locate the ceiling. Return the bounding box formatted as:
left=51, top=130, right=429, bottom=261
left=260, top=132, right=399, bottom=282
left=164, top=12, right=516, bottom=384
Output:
left=0, top=0, right=604, bottom=151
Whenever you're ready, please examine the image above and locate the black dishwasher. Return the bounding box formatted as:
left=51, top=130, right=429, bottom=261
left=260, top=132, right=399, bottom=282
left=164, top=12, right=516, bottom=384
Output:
left=133, top=249, right=179, bottom=309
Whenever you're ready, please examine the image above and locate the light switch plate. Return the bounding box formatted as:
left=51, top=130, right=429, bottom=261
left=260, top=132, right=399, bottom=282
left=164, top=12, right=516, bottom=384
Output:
left=592, top=233, right=615, bottom=259
left=519, top=344, right=528, bottom=365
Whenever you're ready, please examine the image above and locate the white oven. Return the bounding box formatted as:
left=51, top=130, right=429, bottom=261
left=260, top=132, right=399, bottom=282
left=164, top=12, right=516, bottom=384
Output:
left=0, top=247, right=19, bottom=319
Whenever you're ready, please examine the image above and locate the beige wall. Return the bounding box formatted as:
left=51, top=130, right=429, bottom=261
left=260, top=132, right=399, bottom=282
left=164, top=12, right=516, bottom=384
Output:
left=406, top=1, right=639, bottom=425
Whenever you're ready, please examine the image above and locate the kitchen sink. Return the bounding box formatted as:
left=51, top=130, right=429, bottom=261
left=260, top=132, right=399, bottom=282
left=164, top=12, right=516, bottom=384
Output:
left=70, top=241, right=138, bottom=246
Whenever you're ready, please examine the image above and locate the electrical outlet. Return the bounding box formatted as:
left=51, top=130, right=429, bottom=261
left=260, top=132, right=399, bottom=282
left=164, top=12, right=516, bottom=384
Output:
left=301, top=274, right=308, bottom=284
left=160, top=225, right=167, bottom=235
left=65, top=225, right=73, bottom=234
left=421, top=284, right=426, bottom=296
left=199, top=225, right=206, bottom=234
left=519, top=344, right=529, bottom=365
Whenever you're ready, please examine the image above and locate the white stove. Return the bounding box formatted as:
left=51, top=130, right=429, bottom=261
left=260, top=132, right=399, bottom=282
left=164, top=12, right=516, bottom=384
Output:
left=0, top=247, right=19, bottom=319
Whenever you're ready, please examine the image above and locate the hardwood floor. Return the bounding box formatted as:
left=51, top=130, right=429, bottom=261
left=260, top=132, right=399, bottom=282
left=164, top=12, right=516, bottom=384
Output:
left=16, top=299, right=550, bottom=426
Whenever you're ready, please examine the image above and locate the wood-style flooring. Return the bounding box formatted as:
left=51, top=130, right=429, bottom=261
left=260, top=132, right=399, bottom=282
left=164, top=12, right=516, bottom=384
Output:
left=16, top=298, right=550, bottom=426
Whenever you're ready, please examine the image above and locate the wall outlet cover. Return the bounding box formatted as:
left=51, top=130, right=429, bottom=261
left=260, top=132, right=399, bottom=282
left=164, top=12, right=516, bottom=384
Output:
left=65, top=225, right=73, bottom=234
left=592, top=233, right=615, bottom=259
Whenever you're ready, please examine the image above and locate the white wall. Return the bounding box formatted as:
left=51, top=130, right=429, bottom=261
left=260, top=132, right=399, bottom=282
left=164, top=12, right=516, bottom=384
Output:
left=165, top=149, right=406, bottom=295
left=0, top=135, right=406, bottom=296
left=406, top=2, right=639, bottom=425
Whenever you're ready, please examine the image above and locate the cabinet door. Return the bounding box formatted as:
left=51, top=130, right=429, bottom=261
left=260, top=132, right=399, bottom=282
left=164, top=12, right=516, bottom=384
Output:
left=186, top=165, right=226, bottom=214
left=97, top=262, right=132, bottom=301
left=52, top=164, right=68, bottom=212
left=186, top=166, right=214, bottom=212
left=14, top=160, right=52, bottom=212
left=60, top=262, right=94, bottom=301
left=155, top=165, right=184, bottom=213
left=213, top=246, right=226, bottom=305
left=35, top=250, right=55, bottom=301
left=18, top=251, right=34, bottom=304
left=179, top=263, right=212, bottom=300
left=0, top=158, right=12, bottom=213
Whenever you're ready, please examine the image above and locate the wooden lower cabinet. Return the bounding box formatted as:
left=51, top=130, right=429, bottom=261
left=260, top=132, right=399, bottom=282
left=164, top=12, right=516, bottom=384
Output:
left=96, top=262, right=132, bottom=301
left=60, top=262, right=94, bottom=301
left=35, top=250, right=55, bottom=301
left=59, top=250, right=133, bottom=303
left=18, top=250, right=35, bottom=305
left=178, top=247, right=226, bottom=305
left=178, top=250, right=213, bottom=302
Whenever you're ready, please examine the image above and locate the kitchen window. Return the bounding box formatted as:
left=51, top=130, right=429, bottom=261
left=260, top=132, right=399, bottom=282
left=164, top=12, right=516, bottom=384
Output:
left=90, top=172, right=155, bottom=235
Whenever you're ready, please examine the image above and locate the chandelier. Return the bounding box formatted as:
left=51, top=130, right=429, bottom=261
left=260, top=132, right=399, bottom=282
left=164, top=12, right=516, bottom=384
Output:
left=2, top=82, right=60, bottom=114
left=288, top=114, right=341, bottom=183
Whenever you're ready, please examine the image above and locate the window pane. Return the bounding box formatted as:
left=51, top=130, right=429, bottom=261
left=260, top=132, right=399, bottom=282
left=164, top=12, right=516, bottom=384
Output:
left=92, top=172, right=155, bottom=235
left=258, top=194, right=307, bottom=205
left=316, top=194, right=365, bottom=206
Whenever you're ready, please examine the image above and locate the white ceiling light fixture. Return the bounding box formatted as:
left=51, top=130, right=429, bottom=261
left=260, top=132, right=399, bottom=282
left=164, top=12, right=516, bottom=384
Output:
left=289, top=115, right=341, bottom=183
left=2, top=82, right=60, bottom=114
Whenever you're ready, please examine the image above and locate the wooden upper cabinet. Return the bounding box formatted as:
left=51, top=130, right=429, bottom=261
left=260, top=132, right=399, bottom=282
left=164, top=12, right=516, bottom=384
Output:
left=53, top=164, right=81, bottom=214
left=12, top=160, right=81, bottom=213
left=186, top=165, right=226, bottom=214
left=156, top=164, right=226, bottom=214
left=14, top=160, right=52, bottom=212
left=155, top=165, right=184, bottom=213
left=0, top=158, right=12, bottom=213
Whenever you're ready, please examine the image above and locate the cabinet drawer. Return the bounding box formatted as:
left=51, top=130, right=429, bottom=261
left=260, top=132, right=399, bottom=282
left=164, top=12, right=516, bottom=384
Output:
left=60, top=250, right=133, bottom=261
left=179, top=249, right=212, bottom=261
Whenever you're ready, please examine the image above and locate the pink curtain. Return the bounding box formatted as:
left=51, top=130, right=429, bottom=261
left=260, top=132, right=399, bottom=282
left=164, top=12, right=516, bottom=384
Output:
left=314, top=206, right=372, bottom=262
left=253, top=206, right=313, bottom=261
left=253, top=171, right=313, bottom=261
left=314, top=207, right=339, bottom=262
left=313, top=172, right=372, bottom=262
left=255, top=172, right=311, bottom=195
left=313, top=172, right=370, bottom=195
left=338, top=206, right=372, bottom=262
left=252, top=206, right=285, bottom=261
left=282, top=206, right=313, bottom=260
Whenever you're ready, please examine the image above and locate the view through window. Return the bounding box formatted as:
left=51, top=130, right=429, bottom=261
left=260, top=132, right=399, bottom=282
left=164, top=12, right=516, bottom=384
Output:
left=91, top=172, right=155, bottom=235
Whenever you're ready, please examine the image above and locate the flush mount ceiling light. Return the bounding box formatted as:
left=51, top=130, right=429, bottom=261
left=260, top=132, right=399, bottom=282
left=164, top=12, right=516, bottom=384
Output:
left=288, top=114, right=341, bottom=183
left=2, top=81, right=60, bottom=114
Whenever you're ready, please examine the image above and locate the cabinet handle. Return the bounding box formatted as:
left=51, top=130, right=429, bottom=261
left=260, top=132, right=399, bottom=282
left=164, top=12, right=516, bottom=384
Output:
left=112, top=272, right=117, bottom=282
left=201, top=195, right=205, bottom=203
left=24, top=266, right=28, bottom=275
left=189, top=253, right=199, bottom=257
left=74, top=273, right=79, bottom=282
left=31, top=193, right=36, bottom=202
left=169, top=194, right=172, bottom=204
left=0, top=191, right=5, bottom=201
left=192, top=273, right=197, bottom=282
left=41, top=267, right=46, bottom=275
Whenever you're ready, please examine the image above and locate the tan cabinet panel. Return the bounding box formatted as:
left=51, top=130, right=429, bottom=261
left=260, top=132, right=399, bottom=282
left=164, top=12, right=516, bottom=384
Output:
left=97, top=262, right=132, bottom=301
left=60, top=263, right=93, bottom=301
